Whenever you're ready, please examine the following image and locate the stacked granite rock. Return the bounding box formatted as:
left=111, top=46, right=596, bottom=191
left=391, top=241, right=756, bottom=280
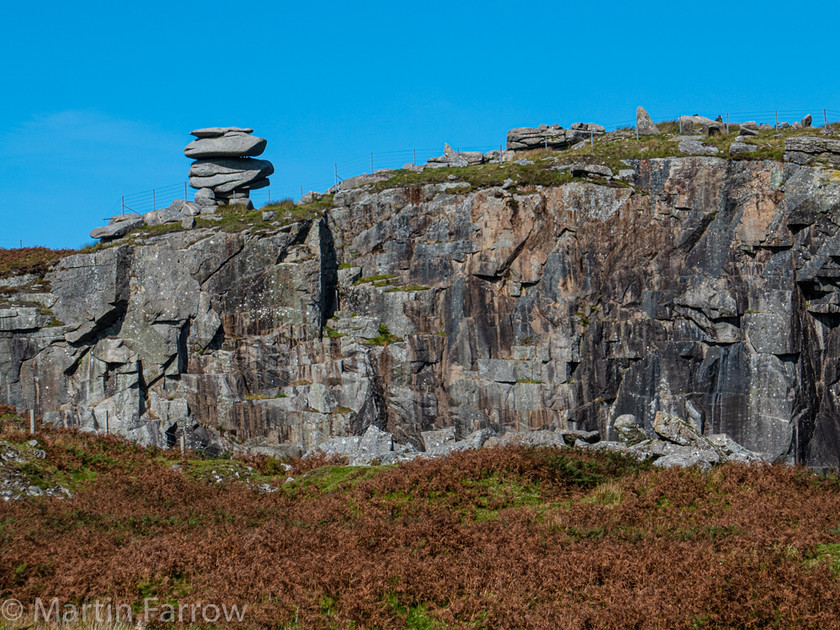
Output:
left=185, top=127, right=274, bottom=211
left=506, top=122, right=605, bottom=151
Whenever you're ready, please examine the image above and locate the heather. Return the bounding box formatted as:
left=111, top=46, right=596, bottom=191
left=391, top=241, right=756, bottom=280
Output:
left=1, top=423, right=840, bottom=628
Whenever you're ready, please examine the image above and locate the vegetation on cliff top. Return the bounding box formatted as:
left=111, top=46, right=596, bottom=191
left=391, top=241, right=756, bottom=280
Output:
left=2, top=124, right=833, bottom=271
left=0, top=247, right=76, bottom=279
left=2, top=416, right=840, bottom=629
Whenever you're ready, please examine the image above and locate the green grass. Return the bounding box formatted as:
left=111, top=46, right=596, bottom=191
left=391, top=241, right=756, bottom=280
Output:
left=134, top=222, right=186, bottom=237
left=354, top=273, right=397, bottom=285
left=370, top=124, right=840, bottom=197
left=374, top=160, right=576, bottom=192
left=183, top=459, right=259, bottom=483
left=291, top=465, right=393, bottom=494
left=243, top=393, right=287, bottom=400
left=381, top=593, right=446, bottom=630
left=810, top=543, right=840, bottom=574
left=363, top=323, right=404, bottom=346
left=261, top=194, right=333, bottom=227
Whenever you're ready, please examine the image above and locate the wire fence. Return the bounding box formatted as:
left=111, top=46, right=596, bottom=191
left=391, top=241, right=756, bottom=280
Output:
left=4, top=108, right=839, bottom=249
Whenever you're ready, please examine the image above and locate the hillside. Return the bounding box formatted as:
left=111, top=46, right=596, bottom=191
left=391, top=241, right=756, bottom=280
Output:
left=3, top=119, right=840, bottom=470
left=1, top=420, right=840, bottom=628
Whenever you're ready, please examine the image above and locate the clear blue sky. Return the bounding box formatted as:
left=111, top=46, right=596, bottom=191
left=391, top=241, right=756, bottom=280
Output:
left=2, top=0, right=837, bottom=249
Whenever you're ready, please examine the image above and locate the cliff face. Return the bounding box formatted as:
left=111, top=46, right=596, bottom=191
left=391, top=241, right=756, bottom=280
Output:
left=4, top=157, right=840, bottom=469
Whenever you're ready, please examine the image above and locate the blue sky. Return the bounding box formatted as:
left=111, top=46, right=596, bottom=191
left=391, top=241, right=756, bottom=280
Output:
left=2, top=0, right=837, bottom=249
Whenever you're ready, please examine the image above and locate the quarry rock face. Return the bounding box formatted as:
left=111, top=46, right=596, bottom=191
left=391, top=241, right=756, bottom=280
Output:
left=10, top=156, right=840, bottom=470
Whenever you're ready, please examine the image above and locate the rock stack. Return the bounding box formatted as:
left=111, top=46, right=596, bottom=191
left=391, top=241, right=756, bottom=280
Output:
left=506, top=122, right=605, bottom=152
left=185, top=127, right=274, bottom=211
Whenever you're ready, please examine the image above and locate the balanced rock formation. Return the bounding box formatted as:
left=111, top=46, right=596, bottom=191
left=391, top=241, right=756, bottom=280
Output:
left=185, top=127, right=274, bottom=208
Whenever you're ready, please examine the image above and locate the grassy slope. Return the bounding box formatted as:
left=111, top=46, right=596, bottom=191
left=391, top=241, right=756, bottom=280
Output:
left=1, top=420, right=840, bottom=629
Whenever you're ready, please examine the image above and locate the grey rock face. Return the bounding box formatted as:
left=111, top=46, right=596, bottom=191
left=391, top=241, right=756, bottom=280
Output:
left=801, top=114, right=813, bottom=128
left=308, top=383, right=337, bottom=414
left=730, top=142, right=758, bottom=155
left=613, top=414, right=647, bottom=446
left=427, top=143, right=483, bottom=167
left=570, top=163, right=613, bottom=179
left=90, top=215, right=144, bottom=240
left=570, top=122, right=606, bottom=134
left=184, top=133, right=267, bottom=159
left=421, top=426, right=456, bottom=450
left=678, top=140, right=720, bottom=155
left=784, top=137, right=840, bottom=168
left=188, top=158, right=275, bottom=193
left=190, top=126, right=254, bottom=138
left=636, top=106, right=660, bottom=135
left=15, top=154, right=840, bottom=471
left=652, top=411, right=703, bottom=446
left=679, top=115, right=726, bottom=136
left=143, top=207, right=184, bottom=227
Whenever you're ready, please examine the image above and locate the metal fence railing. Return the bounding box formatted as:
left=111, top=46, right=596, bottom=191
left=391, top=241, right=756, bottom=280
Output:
left=104, top=107, right=839, bottom=219
left=4, top=108, right=839, bottom=249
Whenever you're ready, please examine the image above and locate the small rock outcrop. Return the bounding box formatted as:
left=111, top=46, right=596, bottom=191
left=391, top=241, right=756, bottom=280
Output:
left=729, top=142, right=758, bottom=155
left=302, top=412, right=763, bottom=471
left=679, top=115, right=726, bottom=136
left=185, top=127, right=274, bottom=208
left=89, top=200, right=202, bottom=241
left=89, top=214, right=145, bottom=240
left=636, top=106, right=660, bottom=135
left=784, top=136, right=840, bottom=168
left=427, top=143, right=484, bottom=168
left=506, top=123, right=604, bottom=151
left=678, top=139, right=720, bottom=155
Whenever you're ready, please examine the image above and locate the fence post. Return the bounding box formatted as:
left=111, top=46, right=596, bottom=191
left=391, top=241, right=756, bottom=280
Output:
left=180, top=432, right=186, bottom=455
left=300, top=185, right=303, bottom=198
left=121, top=196, right=125, bottom=215
left=591, top=129, right=594, bottom=146
left=725, top=113, right=729, bottom=135
left=413, top=149, right=416, bottom=166
left=268, top=189, right=271, bottom=204
left=104, top=410, right=109, bottom=435
left=370, top=152, right=374, bottom=173
left=184, top=182, right=188, bottom=201
left=499, top=144, right=503, bottom=164
left=825, top=109, right=829, bottom=130
left=152, top=188, right=156, bottom=211
left=29, top=409, right=35, bottom=435
left=334, top=164, right=338, bottom=187
left=775, top=111, right=778, bottom=130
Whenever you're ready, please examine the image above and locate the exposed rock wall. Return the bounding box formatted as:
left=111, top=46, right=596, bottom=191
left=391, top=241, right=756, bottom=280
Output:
left=5, top=157, right=840, bottom=470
